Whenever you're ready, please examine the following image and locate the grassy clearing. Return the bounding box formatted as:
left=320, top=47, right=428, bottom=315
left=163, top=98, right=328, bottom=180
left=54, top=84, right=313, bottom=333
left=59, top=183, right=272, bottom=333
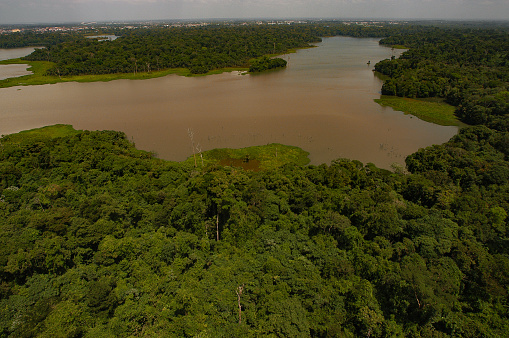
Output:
left=375, top=95, right=464, bottom=127
left=1, top=124, right=81, bottom=143
left=0, top=58, right=249, bottom=88
left=183, top=143, right=310, bottom=171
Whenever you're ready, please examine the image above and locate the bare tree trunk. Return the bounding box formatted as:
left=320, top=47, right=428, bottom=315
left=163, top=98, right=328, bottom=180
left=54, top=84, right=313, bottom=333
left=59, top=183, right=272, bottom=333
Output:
left=236, top=284, right=244, bottom=324
left=187, top=128, right=197, bottom=167
left=196, top=143, right=204, bottom=167
left=414, top=289, right=422, bottom=308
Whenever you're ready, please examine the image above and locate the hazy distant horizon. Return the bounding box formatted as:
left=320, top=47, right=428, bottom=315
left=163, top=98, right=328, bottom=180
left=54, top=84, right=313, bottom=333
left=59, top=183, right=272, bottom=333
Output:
left=1, top=0, right=508, bottom=25
left=2, top=18, right=509, bottom=27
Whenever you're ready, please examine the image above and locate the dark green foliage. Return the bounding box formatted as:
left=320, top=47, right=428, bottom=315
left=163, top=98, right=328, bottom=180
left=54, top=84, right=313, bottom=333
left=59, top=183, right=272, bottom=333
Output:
left=0, top=31, right=81, bottom=48
left=0, top=22, right=508, bottom=337
left=2, top=22, right=440, bottom=77
left=22, top=25, right=321, bottom=75
left=0, top=123, right=507, bottom=336
left=249, top=56, right=287, bottom=72
left=375, top=28, right=509, bottom=128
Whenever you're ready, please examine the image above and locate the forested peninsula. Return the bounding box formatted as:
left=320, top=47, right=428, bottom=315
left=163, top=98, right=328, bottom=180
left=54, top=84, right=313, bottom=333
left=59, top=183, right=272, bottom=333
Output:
left=0, top=21, right=508, bottom=337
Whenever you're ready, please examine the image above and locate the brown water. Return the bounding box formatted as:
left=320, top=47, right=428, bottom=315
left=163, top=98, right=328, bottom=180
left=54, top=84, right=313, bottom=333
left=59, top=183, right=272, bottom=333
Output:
left=0, top=37, right=457, bottom=169
left=0, top=47, right=41, bottom=61
left=0, top=47, right=38, bottom=80
left=0, top=64, right=32, bottom=80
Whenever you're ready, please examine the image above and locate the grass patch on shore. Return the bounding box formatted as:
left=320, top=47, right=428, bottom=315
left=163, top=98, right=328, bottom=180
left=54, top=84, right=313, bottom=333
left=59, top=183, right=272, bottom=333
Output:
left=183, top=143, right=310, bottom=171
left=1, top=124, right=81, bottom=143
left=0, top=58, right=248, bottom=88
left=375, top=95, right=464, bottom=127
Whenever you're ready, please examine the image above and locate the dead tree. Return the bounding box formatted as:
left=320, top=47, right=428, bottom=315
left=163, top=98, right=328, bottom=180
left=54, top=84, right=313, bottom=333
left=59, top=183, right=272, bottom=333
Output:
left=187, top=128, right=197, bottom=167
left=236, top=284, right=245, bottom=324
left=196, top=143, right=204, bottom=167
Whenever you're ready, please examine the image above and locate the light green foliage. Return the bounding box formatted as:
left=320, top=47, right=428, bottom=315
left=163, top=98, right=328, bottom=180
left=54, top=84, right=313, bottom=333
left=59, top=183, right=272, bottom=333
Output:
left=375, top=96, right=461, bottom=126
left=184, top=143, right=310, bottom=171
left=249, top=56, right=287, bottom=73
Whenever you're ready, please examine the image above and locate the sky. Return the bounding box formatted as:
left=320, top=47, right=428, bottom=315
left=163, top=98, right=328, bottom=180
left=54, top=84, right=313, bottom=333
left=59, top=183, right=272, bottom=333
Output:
left=0, top=0, right=508, bottom=24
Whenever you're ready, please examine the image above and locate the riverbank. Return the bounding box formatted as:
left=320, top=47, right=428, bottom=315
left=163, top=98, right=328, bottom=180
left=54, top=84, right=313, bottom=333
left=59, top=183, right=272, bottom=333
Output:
left=0, top=58, right=248, bottom=89
left=3, top=125, right=310, bottom=171
left=0, top=44, right=317, bottom=89
left=1, top=124, right=81, bottom=139
left=374, top=95, right=465, bottom=127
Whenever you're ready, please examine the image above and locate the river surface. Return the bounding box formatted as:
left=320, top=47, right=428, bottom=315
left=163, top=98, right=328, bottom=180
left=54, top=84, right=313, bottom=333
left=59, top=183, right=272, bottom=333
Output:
left=0, top=38, right=458, bottom=168
left=0, top=47, right=39, bottom=79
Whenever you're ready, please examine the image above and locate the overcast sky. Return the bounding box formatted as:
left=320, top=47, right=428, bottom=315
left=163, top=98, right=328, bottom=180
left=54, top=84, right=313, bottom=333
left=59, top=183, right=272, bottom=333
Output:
left=0, top=0, right=508, bottom=24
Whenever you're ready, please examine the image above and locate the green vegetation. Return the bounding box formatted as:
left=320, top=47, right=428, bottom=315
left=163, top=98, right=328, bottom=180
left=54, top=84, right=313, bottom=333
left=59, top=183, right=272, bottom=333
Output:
left=21, top=25, right=322, bottom=76
left=0, top=59, right=57, bottom=87
left=375, top=96, right=462, bottom=126
left=4, top=124, right=81, bottom=139
left=249, top=56, right=287, bottom=73
left=0, top=58, right=248, bottom=88
left=0, top=22, right=442, bottom=88
left=0, top=22, right=508, bottom=337
left=185, top=143, right=310, bottom=170
left=0, top=31, right=82, bottom=49
left=375, top=28, right=509, bottom=129
left=0, top=124, right=508, bottom=336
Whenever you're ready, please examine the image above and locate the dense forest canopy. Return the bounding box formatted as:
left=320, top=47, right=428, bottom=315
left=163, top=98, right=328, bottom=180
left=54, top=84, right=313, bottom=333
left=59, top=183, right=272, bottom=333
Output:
left=0, top=123, right=508, bottom=337
left=0, top=21, right=508, bottom=336
left=375, top=28, right=509, bottom=128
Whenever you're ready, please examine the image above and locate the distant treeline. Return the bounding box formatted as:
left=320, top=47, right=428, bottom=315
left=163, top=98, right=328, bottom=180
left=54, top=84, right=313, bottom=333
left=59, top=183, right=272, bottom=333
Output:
left=22, top=25, right=321, bottom=74
left=0, top=22, right=432, bottom=75
left=0, top=31, right=83, bottom=49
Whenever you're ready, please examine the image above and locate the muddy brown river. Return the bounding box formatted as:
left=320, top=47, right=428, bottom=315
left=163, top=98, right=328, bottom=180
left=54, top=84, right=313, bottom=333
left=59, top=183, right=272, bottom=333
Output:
left=0, top=37, right=458, bottom=169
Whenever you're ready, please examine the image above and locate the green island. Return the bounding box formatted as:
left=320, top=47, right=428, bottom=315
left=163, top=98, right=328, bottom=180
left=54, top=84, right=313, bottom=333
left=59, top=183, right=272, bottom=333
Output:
left=0, top=21, right=508, bottom=337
